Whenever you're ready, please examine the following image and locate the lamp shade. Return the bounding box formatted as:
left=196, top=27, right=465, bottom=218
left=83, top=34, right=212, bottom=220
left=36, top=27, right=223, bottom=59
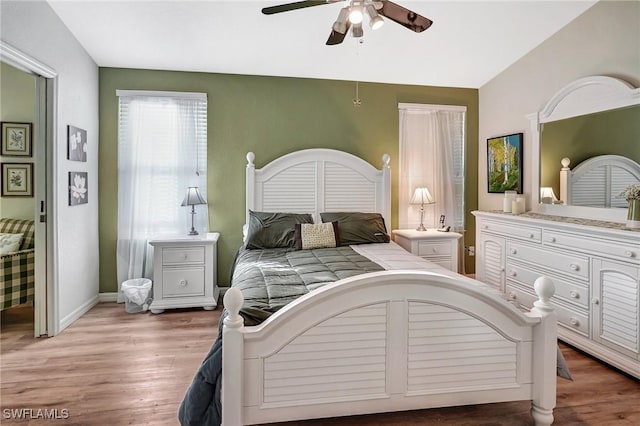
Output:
left=410, top=187, right=434, bottom=205
left=181, top=187, right=206, bottom=206
left=540, top=187, right=558, bottom=204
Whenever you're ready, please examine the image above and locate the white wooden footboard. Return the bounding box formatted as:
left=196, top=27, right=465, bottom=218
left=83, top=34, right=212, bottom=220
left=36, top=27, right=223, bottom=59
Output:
left=222, top=271, right=557, bottom=426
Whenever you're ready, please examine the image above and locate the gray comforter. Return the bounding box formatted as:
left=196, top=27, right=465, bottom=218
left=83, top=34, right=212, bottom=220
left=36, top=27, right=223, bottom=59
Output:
left=178, top=246, right=384, bottom=425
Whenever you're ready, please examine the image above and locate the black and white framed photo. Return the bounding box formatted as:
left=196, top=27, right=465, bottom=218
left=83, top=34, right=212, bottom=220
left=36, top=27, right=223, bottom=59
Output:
left=1, top=162, right=33, bottom=197
left=67, top=125, right=87, bottom=162
left=1, top=122, right=32, bottom=157
left=68, top=171, right=88, bottom=206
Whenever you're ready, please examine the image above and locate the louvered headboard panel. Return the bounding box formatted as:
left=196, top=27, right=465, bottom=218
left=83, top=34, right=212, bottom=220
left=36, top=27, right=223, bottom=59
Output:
left=560, top=155, right=640, bottom=208
left=246, top=149, right=391, bottom=226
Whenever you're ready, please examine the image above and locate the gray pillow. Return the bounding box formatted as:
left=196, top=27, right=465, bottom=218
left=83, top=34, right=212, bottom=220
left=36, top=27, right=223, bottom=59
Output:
left=319, top=212, right=390, bottom=246
left=245, top=210, right=313, bottom=249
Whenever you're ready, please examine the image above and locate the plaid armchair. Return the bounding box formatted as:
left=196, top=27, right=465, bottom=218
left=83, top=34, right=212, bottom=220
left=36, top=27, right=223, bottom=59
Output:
left=1, top=218, right=35, bottom=311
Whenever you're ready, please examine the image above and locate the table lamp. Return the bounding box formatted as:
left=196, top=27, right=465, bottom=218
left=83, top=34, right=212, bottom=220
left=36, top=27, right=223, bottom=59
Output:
left=181, top=187, right=207, bottom=235
left=410, top=187, right=435, bottom=231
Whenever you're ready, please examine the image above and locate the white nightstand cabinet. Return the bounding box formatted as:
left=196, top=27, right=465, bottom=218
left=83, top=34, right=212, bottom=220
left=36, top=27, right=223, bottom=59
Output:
left=392, top=229, right=462, bottom=272
left=148, top=233, right=220, bottom=314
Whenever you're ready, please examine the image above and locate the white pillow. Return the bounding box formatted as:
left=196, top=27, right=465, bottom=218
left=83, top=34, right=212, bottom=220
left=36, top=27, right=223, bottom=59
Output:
left=0, top=232, right=24, bottom=255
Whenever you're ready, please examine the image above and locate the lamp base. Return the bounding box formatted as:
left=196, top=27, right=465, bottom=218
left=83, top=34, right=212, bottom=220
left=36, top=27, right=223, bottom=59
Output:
left=416, top=224, right=427, bottom=231
left=188, top=229, right=199, bottom=236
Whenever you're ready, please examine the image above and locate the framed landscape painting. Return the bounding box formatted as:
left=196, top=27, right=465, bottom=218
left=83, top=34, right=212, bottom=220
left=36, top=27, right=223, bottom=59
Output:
left=487, top=132, right=523, bottom=193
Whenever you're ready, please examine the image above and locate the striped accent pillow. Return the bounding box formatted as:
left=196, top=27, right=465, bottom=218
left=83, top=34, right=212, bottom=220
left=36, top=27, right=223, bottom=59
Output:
left=295, top=222, right=339, bottom=250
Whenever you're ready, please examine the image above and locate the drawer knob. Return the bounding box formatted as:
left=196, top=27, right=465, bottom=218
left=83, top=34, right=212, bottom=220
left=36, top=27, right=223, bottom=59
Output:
left=432, top=248, right=437, bottom=253
left=569, top=290, right=579, bottom=299
left=183, top=254, right=188, bottom=260
left=592, top=298, right=600, bottom=305
left=569, top=263, right=579, bottom=271
left=548, top=237, right=556, bottom=243
left=483, top=225, right=489, bottom=229
left=509, top=292, right=517, bottom=300
left=510, top=248, right=517, bottom=255
left=625, top=251, right=635, bottom=258
left=178, top=279, right=188, bottom=287
left=509, top=270, right=517, bottom=277
left=569, top=317, right=580, bottom=327
left=529, top=233, right=534, bottom=238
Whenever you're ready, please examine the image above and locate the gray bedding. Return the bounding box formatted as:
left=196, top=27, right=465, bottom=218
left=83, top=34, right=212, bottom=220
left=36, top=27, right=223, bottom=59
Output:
left=178, top=245, right=384, bottom=425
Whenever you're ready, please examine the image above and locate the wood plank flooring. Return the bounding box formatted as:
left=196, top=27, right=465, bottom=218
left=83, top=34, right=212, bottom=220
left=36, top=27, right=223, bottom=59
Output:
left=1, top=303, right=639, bottom=425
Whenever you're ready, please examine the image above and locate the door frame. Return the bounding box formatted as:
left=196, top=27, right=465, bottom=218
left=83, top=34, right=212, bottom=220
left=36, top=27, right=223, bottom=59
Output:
left=1, top=40, right=58, bottom=336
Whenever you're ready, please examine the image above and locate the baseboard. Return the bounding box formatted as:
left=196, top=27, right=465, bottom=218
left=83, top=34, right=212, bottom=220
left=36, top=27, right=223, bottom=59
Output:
left=98, top=292, right=119, bottom=303
left=59, top=295, right=100, bottom=332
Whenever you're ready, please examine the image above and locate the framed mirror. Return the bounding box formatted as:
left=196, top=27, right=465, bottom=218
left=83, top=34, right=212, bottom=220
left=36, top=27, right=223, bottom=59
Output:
left=527, top=76, right=640, bottom=222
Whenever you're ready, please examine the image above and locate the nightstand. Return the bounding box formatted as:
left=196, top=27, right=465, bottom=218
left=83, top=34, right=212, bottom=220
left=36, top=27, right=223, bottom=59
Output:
left=148, top=233, right=220, bottom=314
left=392, top=229, right=462, bottom=273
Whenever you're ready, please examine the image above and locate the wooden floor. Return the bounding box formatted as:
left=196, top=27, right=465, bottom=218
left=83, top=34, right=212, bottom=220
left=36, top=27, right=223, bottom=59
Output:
left=1, top=303, right=638, bottom=426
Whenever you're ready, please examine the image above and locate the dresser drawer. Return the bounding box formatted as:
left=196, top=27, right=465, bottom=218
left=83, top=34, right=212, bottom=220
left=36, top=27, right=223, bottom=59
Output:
left=162, top=267, right=205, bottom=297
left=162, top=247, right=205, bottom=265
left=506, top=241, right=589, bottom=281
left=506, top=284, right=589, bottom=337
left=543, top=230, right=640, bottom=264
left=479, top=220, right=541, bottom=242
left=506, top=261, right=589, bottom=309
left=418, top=241, right=452, bottom=257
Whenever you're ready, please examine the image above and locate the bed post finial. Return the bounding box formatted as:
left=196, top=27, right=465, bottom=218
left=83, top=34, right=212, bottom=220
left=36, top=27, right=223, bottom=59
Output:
left=382, top=153, right=390, bottom=167
left=247, top=152, right=255, bottom=167
left=223, top=287, right=244, bottom=329
left=533, top=276, right=555, bottom=310
left=530, top=275, right=557, bottom=426
left=559, top=158, right=570, bottom=204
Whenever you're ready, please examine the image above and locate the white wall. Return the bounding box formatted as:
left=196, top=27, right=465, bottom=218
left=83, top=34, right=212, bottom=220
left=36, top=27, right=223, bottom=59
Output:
left=478, top=0, right=640, bottom=212
left=1, top=1, right=100, bottom=333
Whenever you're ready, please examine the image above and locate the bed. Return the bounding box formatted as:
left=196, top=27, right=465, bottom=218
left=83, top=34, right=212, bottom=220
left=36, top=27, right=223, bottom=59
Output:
left=179, top=149, right=559, bottom=426
left=559, top=154, right=640, bottom=207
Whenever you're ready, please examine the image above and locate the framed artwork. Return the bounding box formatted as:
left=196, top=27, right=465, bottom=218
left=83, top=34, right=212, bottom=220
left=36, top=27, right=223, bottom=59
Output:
left=67, top=125, right=87, bottom=162
left=1, top=162, right=33, bottom=197
left=69, top=171, right=88, bottom=206
left=487, top=132, right=523, bottom=193
left=1, top=122, right=32, bottom=157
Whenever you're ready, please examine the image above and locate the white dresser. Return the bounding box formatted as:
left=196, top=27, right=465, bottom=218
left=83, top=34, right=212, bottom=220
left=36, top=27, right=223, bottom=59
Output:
left=392, top=229, right=462, bottom=273
left=473, top=211, right=640, bottom=378
left=148, top=233, right=220, bottom=314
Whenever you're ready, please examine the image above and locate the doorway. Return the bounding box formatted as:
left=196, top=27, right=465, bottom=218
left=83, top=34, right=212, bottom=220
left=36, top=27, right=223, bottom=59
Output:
left=1, top=42, right=56, bottom=337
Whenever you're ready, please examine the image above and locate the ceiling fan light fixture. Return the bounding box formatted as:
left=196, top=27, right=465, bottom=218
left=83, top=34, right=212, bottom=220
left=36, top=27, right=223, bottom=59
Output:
left=332, top=7, right=350, bottom=34
left=366, top=5, right=384, bottom=30
left=351, top=22, right=364, bottom=38
left=348, top=2, right=364, bottom=25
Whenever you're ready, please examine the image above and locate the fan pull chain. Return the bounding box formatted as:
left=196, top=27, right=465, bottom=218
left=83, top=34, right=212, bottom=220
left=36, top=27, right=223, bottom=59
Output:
left=353, top=81, right=362, bottom=107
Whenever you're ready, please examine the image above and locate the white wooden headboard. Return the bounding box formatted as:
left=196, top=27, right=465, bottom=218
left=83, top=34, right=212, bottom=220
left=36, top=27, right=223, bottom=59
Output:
left=246, top=149, right=391, bottom=226
left=560, top=154, right=640, bottom=207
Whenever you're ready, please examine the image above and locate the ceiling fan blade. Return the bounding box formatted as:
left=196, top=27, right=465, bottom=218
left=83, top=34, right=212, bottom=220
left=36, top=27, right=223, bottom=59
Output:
left=326, top=21, right=351, bottom=45
left=262, top=0, right=334, bottom=15
left=379, top=0, right=433, bottom=33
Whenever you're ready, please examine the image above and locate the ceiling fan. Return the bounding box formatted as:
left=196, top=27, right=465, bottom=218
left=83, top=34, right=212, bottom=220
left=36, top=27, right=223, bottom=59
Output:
left=262, top=0, right=433, bottom=45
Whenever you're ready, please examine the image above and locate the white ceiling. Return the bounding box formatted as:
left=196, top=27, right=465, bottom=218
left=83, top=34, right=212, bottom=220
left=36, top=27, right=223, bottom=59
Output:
left=47, top=0, right=598, bottom=88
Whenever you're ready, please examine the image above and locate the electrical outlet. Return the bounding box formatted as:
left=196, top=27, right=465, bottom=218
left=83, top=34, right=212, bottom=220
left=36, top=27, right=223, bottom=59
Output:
left=468, top=246, right=475, bottom=257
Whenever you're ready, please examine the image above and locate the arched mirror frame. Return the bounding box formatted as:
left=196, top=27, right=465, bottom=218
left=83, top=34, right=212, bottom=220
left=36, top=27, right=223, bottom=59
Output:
left=527, top=75, right=640, bottom=222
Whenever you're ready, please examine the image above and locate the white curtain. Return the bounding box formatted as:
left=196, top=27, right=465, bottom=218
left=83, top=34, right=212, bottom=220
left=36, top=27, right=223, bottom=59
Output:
left=398, top=105, right=466, bottom=231
left=116, top=92, right=208, bottom=301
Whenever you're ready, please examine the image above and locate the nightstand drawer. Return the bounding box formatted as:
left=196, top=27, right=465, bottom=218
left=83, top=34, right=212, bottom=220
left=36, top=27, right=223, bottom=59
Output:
left=162, top=267, right=205, bottom=297
left=418, top=241, right=453, bottom=257
left=162, top=247, right=205, bottom=265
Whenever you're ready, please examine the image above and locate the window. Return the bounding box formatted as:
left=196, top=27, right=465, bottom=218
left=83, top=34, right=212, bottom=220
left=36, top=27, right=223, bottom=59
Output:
left=116, top=90, right=207, bottom=297
left=398, top=104, right=466, bottom=231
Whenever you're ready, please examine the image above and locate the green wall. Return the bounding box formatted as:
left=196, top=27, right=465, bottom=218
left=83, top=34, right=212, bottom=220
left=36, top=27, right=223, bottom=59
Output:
left=540, top=105, right=640, bottom=195
left=99, top=68, right=478, bottom=291
left=0, top=62, right=35, bottom=220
